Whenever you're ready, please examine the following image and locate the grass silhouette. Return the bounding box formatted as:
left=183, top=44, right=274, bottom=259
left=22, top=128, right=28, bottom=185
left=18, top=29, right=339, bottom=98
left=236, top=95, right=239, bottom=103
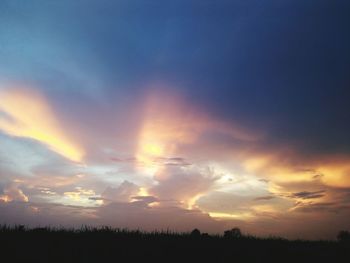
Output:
left=0, top=225, right=348, bottom=262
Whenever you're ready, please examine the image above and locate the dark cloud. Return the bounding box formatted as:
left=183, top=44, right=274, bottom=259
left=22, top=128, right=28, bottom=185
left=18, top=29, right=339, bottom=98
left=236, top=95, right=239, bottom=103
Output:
left=290, top=190, right=326, bottom=200
left=259, top=179, right=269, bottom=183
left=293, top=202, right=350, bottom=214
left=88, top=196, right=105, bottom=201
left=254, top=195, right=275, bottom=201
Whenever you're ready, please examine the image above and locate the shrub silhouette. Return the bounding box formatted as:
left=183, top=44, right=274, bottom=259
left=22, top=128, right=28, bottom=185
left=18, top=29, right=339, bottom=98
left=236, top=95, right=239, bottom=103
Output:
left=337, top=230, right=350, bottom=243
left=202, top=232, right=210, bottom=238
left=224, top=227, right=242, bottom=238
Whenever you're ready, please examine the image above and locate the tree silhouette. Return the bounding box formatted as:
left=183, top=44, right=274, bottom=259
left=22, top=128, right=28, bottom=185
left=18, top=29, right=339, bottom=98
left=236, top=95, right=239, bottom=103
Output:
left=190, top=228, right=201, bottom=237
left=224, top=228, right=242, bottom=239
left=337, top=230, right=350, bottom=243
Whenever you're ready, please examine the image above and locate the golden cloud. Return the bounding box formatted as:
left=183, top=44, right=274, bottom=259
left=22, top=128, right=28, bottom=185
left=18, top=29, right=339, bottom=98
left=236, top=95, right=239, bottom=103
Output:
left=0, top=87, right=84, bottom=162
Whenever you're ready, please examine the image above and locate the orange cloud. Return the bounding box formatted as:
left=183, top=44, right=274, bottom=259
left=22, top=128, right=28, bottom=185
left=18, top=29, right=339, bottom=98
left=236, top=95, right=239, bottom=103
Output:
left=317, top=160, right=350, bottom=188
left=0, top=185, right=28, bottom=203
left=0, top=87, right=84, bottom=162
left=243, top=151, right=350, bottom=189
left=134, top=89, right=262, bottom=209
left=136, top=91, right=200, bottom=167
left=136, top=89, right=258, bottom=173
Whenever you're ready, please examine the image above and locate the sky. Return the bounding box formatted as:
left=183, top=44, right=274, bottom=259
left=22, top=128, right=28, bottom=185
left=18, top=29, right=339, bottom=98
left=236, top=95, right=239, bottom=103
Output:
left=0, top=0, right=350, bottom=239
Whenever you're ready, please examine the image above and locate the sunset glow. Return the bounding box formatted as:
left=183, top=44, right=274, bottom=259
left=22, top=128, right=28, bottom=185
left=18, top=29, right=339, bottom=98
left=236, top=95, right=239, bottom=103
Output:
left=1, top=0, right=349, bottom=240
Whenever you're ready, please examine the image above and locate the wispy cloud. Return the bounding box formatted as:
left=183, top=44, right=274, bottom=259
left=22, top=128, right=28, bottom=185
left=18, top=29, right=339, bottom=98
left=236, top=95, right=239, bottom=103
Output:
left=0, top=88, right=84, bottom=162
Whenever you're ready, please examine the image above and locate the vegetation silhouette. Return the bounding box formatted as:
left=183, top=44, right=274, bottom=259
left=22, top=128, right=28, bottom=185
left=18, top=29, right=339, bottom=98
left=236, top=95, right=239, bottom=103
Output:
left=190, top=228, right=201, bottom=237
left=337, top=230, right=350, bottom=243
left=224, top=227, right=242, bottom=239
left=0, top=225, right=349, bottom=263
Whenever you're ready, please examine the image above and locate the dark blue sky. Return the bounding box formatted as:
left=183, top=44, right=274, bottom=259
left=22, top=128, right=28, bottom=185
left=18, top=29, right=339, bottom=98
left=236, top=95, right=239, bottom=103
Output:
left=1, top=0, right=349, bottom=155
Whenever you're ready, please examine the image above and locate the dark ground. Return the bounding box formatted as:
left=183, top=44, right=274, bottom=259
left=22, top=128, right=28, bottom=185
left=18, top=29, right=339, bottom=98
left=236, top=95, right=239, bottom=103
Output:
left=0, top=226, right=348, bottom=263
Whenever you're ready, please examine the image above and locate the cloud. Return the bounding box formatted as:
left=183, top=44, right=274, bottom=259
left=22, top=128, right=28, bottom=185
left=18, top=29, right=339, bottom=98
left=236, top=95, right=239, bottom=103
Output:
left=135, top=89, right=260, bottom=176
left=292, top=201, right=350, bottom=214
left=154, top=157, right=192, bottom=167
left=317, top=162, right=350, bottom=188
left=254, top=195, right=276, bottom=201
left=150, top=166, right=219, bottom=209
left=15, top=174, right=83, bottom=191
left=0, top=201, right=96, bottom=227
left=0, top=88, right=84, bottom=162
left=0, top=200, right=223, bottom=233
left=96, top=201, right=222, bottom=232
left=131, top=195, right=158, bottom=205
left=0, top=184, right=29, bottom=203
left=63, top=187, right=99, bottom=206
left=0, top=0, right=349, bottom=241
left=101, top=180, right=140, bottom=203
left=197, top=189, right=293, bottom=220
left=289, top=190, right=326, bottom=200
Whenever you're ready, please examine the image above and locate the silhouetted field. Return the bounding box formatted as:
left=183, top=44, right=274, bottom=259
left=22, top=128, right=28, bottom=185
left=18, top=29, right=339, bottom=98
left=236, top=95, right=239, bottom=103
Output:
left=0, top=225, right=348, bottom=263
